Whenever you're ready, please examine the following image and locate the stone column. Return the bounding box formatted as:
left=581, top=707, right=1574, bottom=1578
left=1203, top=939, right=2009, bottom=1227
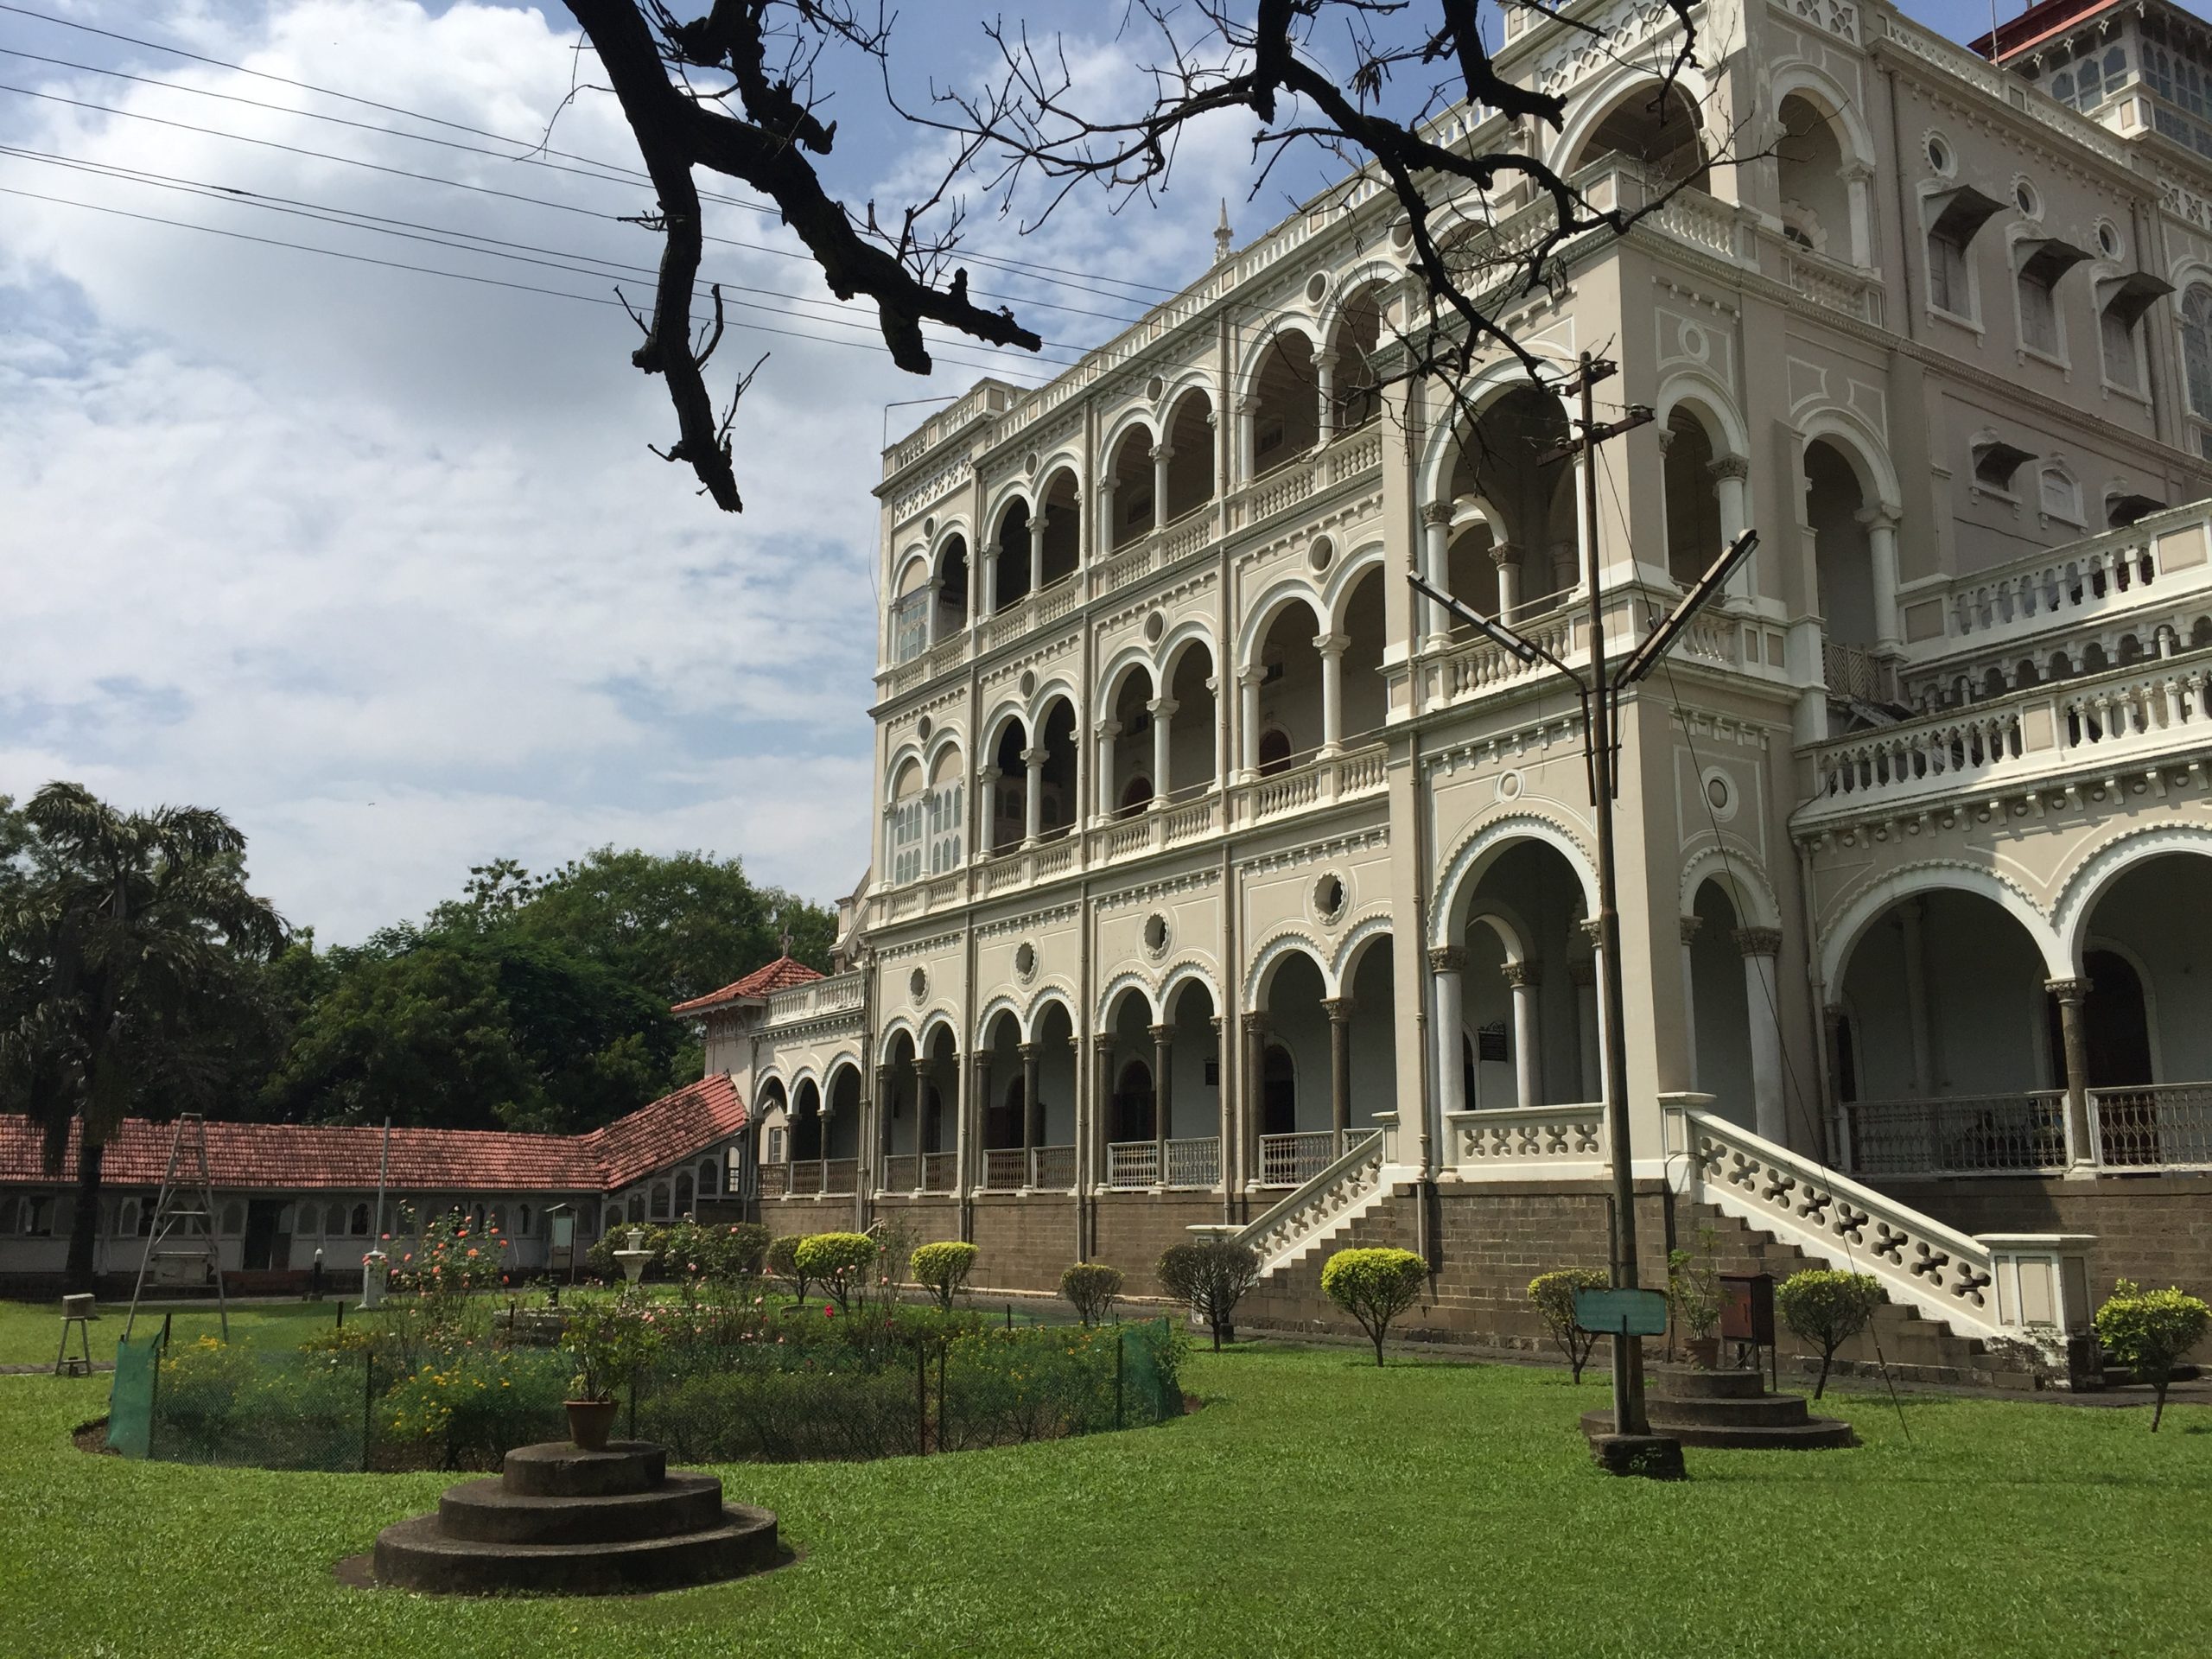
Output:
left=1420, top=500, right=1452, bottom=649
left=1093, top=720, right=1121, bottom=825
left=1090, top=1033, right=1115, bottom=1195
left=1315, top=632, right=1348, bottom=754
left=976, top=764, right=1001, bottom=856
left=874, top=1064, right=897, bottom=1189
left=1021, top=744, right=1045, bottom=847
left=1027, top=515, right=1045, bottom=596
left=1211, top=1013, right=1231, bottom=1193
left=1095, top=480, right=1116, bottom=563
left=1679, top=915, right=1703, bottom=1090
left=2047, top=976, right=2094, bottom=1173
left=1503, top=960, right=1542, bottom=1109
left=1710, top=454, right=1751, bottom=601
left=1314, top=349, right=1338, bottom=447
left=1151, top=1021, right=1174, bottom=1179
left=1489, top=541, right=1523, bottom=617
left=1209, top=410, right=1225, bottom=504
left=1019, top=1041, right=1041, bottom=1157
left=967, top=1051, right=992, bottom=1193
left=1236, top=395, right=1258, bottom=484
left=1148, top=696, right=1178, bottom=805
left=1237, top=665, right=1264, bottom=779
left=1325, top=995, right=1355, bottom=1151
left=1570, top=957, right=1600, bottom=1103
left=1841, top=160, right=1874, bottom=265
left=1429, top=946, right=1466, bottom=1125
left=1151, top=442, right=1174, bottom=531
left=1548, top=539, right=1579, bottom=596
left=1207, top=674, right=1225, bottom=786
left=979, top=539, right=999, bottom=617
left=1859, top=507, right=1903, bottom=656
left=1242, top=1011, right=1270, bottom=1187
left=1899, top=899, right=1934, bottom=1098
left=1735, top=927, right=1787, bottom=1144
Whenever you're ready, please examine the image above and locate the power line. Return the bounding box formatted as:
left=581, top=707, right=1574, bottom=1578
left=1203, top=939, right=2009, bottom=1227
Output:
left=0, top=144, right=1092, bottom=365
left=0, top=7, right=1185, bottom=302
left=0, top=181, right=1056, bottom=385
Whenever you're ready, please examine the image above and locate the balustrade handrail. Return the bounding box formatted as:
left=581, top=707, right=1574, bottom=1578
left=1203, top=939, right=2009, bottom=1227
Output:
left=1231, top=1128, right=1386, bottom=1269
left=1840, top=1092, right=2070, bottom=1177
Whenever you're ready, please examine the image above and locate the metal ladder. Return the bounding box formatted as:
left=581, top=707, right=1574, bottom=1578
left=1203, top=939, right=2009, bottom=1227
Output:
left=123, top=1114, right=229, bottom=1343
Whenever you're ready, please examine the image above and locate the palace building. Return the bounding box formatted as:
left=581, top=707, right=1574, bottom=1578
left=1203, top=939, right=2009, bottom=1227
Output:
left=715, top=0, right=2212, bottom=1370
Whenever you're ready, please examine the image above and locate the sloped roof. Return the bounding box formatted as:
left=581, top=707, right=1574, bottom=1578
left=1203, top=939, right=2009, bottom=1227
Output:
left=670, top=956, right=823, bottom=1016
left=0, top=1074, right=745, bottom=1196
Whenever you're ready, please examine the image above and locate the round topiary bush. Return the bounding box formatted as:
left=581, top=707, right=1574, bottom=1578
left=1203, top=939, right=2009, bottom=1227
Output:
left=793, top=1232, right=878, bottom=1313
left=1527, top=1268, right=1610, bottom=1382
left=912, top=1241, right=980, bottom=1313
left=1157, top=1239, right=1261, bottom=1351
left=1060, top=1262, right=1124, bottom=1327
left=1321, top=1247, right=1427, bottom=1366
left=1776, top=1269, right=1885, bottom=1399
left=2095, top=1279, right=2211, bottom=1431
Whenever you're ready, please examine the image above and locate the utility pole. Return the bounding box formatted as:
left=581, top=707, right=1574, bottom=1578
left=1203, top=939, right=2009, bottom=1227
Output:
left=1411, top=349, right=1758, bottom=1479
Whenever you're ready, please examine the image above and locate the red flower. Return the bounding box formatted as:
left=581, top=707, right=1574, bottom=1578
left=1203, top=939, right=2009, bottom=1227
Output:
left=823, top=1304, right=836, bottom=1318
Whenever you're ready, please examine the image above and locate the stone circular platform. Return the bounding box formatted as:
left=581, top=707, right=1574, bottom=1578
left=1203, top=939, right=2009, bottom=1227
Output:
left=1581, top=1364, right=1856, bottom=1450
left=370, top=1441, right=779, bottom=1596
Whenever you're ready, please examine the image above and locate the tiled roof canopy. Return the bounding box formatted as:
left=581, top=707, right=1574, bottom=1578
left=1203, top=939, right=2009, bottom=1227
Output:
left=670, top=955, right=823, bottom=1016
left=0, top=1074, right=744, bottom=1196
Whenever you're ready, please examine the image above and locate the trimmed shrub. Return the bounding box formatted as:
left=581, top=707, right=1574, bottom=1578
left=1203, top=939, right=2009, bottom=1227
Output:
left=793, top=1232, right=879, bottom=1313
left=1060, top=1262, right=1124, bottom=1327
left=1322, top=1248, right=1427, bottom=1366
left=912, top=1241, right=980, bottom=1313
left=1776, top=1270, right=1885, bottom=1399
left=766, top=1233, right=812, bottom=1305
left=2096, top=1280, right=2212, bottom=1432
left=1157, top=1239, right=1261, bottom=1351
left=1527, top=1268, right=1611, bottom=1383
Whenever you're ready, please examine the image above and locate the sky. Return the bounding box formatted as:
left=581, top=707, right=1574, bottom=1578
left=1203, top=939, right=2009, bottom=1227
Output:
left=0, top=0, right=2022, bottom=944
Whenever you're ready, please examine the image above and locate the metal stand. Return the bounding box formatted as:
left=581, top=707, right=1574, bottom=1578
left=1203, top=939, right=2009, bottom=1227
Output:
left=123, top=1114, right=229, bottom=1344
left=54, top=1294, right=95, bottom=1376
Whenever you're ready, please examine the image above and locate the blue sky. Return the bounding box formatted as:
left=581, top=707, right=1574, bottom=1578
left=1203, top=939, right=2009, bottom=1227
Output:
left=0, top=0, right=2039, bottom=942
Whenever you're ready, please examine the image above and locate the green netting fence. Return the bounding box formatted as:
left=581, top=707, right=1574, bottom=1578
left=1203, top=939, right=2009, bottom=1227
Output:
left=120, top=1318, right=1183, bottom=1473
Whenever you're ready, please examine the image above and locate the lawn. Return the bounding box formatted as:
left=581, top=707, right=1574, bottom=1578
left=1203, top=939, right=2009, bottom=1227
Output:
left=0, top=1296, right=351, bottom=1366
left=1, top=1339, right=2206, bottom=1658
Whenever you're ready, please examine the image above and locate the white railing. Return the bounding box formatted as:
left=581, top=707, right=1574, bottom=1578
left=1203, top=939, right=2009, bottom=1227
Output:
left=1244, top=462, right=1316, bottom=523
left=1166, top=1136, right=1220, bottom=1189
left=1802, top=658, right=2212, bottom=817
left=1842, top=1095, right=2069, bottom=1177
left=1447, top=1103, right=1606, bottom=1176
left=1257, top=1130, right=1339, bottom=1188
left=1105, top=1141, right=1160, bottom=1190
left=1823, top=639, right=1894, bottom=704
left=1162, top=508, right=1217, bottom=562
left=1103, top=816, right=1153, bottom=860
left=1240, top=741, right=1389, bottom=824
left=981, top=1148, right=1027, bottom=1192
left=977, top=849, right=1028, bottom=894
left=1233, top=1124, right=1390, bottom=1273
left=1033, top=839, right=1077, bottom=879
left=1781, top=246, right=1883, bottom=324
left=1666, top=1099, right=2018, bottom=1344
left=1097, top=543, right=1154, bottom=593
left=1328, top=428, right=1382, bottom=483
left=1433, top=611, right=1575, bottom=704
left=764, top=971, right=864, bottom=1027
left=2088, top=1084, right=2212, bottom=1170
left=1162, top=794, right=1219, bottom=845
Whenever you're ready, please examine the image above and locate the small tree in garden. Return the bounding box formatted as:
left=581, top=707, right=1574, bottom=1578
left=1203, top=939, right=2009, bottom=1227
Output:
left=1666, top=1226, right=1725, bottom=1358
left=1528, top=1268, right=1611, bottom=1383
left=1777, top=1270, right=1886, bottom=1400
left=793, top=1232, right=877, bottom=1314
left=912, top=1242, right=979, bottom=1313
left=1322, top=1248, right=1427, bottom=1367
left=2096, top=1280, right=2212, bottom=1432
left=766, top=1233, right=812, bottom=1306
left=1060, top=1262, right=1124, bottom=1327
left=1158, top=1239, right=1262, bottom=1352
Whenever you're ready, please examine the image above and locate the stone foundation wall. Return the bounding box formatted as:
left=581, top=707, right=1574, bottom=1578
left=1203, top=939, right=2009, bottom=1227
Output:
left=1090, top=1194, right=1232, bottom=1297
left=968, top=1194, right=1082, bottom=1293
left=1872, top=1173, right=2212, bottom=1298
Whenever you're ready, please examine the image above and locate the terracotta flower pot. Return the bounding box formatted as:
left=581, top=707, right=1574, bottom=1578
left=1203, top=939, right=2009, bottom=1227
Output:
left=1682, top=1336, right=1721, bottom=1370
left=565, top=1398, right=619, bottom=1451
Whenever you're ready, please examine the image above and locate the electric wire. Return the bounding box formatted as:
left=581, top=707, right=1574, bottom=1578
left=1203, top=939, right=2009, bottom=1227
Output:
left=1595, top=446, right=1916, bottom=1442
left=0, top=6, right=1185, bottom=301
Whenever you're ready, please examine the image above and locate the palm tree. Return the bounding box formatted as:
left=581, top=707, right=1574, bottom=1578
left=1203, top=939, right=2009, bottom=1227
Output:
left=0, top=783, right=286, bottom=1292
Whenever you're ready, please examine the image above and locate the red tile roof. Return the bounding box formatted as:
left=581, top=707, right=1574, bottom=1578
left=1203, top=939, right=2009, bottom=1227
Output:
left=670, top=955, right=823, bottom=1016
left=0, top=1074, right=745, bottom=1196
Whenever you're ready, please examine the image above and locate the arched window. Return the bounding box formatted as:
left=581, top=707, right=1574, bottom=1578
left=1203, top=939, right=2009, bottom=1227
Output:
left=488, top=1205, right=506, bottom=1235
left=351, top=1203, right=371, bottom=1236
left=118, top=1198, right=140, bottom=1238
left=697, top=1158, right=718, bottom=1198
left=519, top=1203, right=533, bottom=1236
left=650, top=1181, right=672, bottom=1220
left=627, top=1192, right=645, bottom=1224
left=2183, top=286, right=2212, bottom=429
left=674, top=1173, right=694, bottom=1216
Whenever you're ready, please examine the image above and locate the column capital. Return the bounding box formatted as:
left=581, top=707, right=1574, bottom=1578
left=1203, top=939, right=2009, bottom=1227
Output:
left=1427, top=944, right=1466, bottom=974
left=1732, top=925, right=1784, bottom=958
left=1679, top=915, right=1704, bottom=945
left=1085, top=1033, right=1107, bottom=1056
left=1577, top=918, right=1606, bottom=948
left=2044, top=976, right=2093, bottom=1004
left=1237, top=664, right=1268, bottom=688
left=1501, top=959, right=1543, bottom=990
left=1313, top=631, right=1351, bottom=657
left=1020, top=746, right=1046, bottom=769
left=1241, top=1010, right=1271, bottom=1037
left=1822, top=1002, right=1847, bottom=1033
left=1093, top=718, right=1123, bottom=741
left=1420, top=500, right=1455, bottom=529
left=1708, top=452, right=1751, bottom=483
left=1017, top=1041, right=1039, bottom=1062
left=1323, top=995, right=1357, bottom=1024
left=1148, top=1022, right=1175, bottom=1044
left=1487, top=541, right=1523, bottom=570
left=1150, top=442, right=1176, bottom=462
left=1146, top=696, right=1179, bottom=719
left=1313, top=348, right=1340, bottom=372
left=1236, top=393, right=1262, bottom=415
left=1854, top=505, right=1901, bottom=534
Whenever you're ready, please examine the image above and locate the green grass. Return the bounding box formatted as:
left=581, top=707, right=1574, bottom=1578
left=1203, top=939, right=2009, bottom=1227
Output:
left=2, top=1344, right=2207, bottom=1657
left=0, top=1297, right=353, bottom=1365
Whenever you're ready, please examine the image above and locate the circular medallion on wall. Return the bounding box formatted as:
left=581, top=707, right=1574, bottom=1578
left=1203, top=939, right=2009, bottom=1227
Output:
left=916, top=714, right=933, bottom=742
left=1389, top=216, right=1414, bottom=251
left=1014, top=941, right=1038, bottom=984
left=1307, top=534, right=1335, bottom=575
left=1141, top=912, right=1172, bottom=960
left=1678, top=321, right=1709, bottom=363
left=1147, top=374, right=1166, bottom=403
left=1700, top=767, right=1738, bottom=823
left=924, top=514, right=936, bottom=537
left=1497, top=769, right=1525, bottom=803
left=908, top=967, right=928, bottom=1004
left=1924, top=132, right=1953, bottom=175
left=1305, top=271, right=1329, bottom=305
left=1020, top=668, right=1038, bottom=699
left=1313, top=872, right=1348, bottom=927
left=2095, top=220, right=2121, bottom=259
left=1144, top=609, right=1166, bottom=644
left=1026, top=450, right=1039, bottom=475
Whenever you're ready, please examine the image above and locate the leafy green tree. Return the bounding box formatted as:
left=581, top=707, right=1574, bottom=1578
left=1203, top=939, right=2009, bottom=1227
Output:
left=1322, top=1248, right=1427, bottom=1366
left=1776, top=1271, right=1886, bottom=1400
left=2096, top=1280, right=2212, bottom=1432
left=1527, top=1268, right=1611, bottom=1384
left=0, top=783, right=286, bottom=1289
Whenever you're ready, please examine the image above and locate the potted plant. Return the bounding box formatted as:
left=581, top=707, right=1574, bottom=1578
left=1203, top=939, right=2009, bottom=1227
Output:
left=1668, top=1229, right=1725, bottom=1369
left=562, top=1296, right=652, bottom=1450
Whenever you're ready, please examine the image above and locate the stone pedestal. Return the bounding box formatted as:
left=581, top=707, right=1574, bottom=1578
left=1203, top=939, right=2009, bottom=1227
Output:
left=1581, top=1364, right=1854, bottom=1450
left=371, top=1441, right=779, bottom=1595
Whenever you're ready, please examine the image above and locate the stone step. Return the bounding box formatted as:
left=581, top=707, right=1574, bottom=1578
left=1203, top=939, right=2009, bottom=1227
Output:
left=501, top=1440, right=664, bottom=1499
left=1647, top=1365, right=1765, bottom=1399
left=1580, top=1408, right=1856, bottom=1451
left=372, top=1504, right=779, bottom=1597
left=438, top=1473, right=726, bottom=1546
left=1647, top=1393, right=1816, bottom=1429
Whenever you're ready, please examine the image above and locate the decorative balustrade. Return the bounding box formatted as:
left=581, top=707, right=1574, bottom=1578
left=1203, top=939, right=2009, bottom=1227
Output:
left=977, top=849, right=1029, bottom=894
left=880, top=1154, right=919, bottom=1192
left=1433, top=613, right=1573, bottom=704
left=1249, top=760, right=1322, bottom=818
left=1328, top=429, right=1382, bottom=483
left=1033, top=1146, right=1077, bottom=1189
left=1103, top=817, right=1153, bottom=861
left=786, top=1162, right=823, bottom=1197
left=1033, top=839, right=1077, bottom=879
left=763, top=970, right=865, bottom=1027
left=1233, top=1126, right=1389, bottom=1273
left=1239, top=741, right=1389, bottom=825
left=1780, top=248, right=1882, bottom=323
left=1106, top=1141, right=1161, bottom=1190
left=979, top=1146, right=1077, bottom=1191
left=1841, top=1094, right=2069, bottom=1177
left=821, top=1159, right=859, bottom=1195
left=757, top=1164, right=790, bottom=1198
left=1165, top=1137, right=1221, bottom=1189
left=1162, top=795, right=1219, bottom=846
left=1097, top=543, right=1154, bottom=593
left=921, top=1151, right=958, bottom=1192
left=1446, top=1103, right=1607, bottom=1176
left=981, top=1148, right=1027, bottom=1192
left=1161, top=509, right=1217, bottom=562
left=2090, top=1085, right=2212, bottom=1170
left=1802, top=658, right=2212, bottom=817
left=1257, top=1130, right=1340, bottom=1187
left=1244, top=462, right=1316, bottom=523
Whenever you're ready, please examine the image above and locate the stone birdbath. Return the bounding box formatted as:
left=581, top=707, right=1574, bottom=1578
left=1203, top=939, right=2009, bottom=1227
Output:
left=613, top=1227, right=653, bottom=1287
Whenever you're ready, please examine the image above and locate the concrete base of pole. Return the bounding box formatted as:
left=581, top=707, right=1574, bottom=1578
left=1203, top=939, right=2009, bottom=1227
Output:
left=1585, top=1432, right=1687, bottom=1480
